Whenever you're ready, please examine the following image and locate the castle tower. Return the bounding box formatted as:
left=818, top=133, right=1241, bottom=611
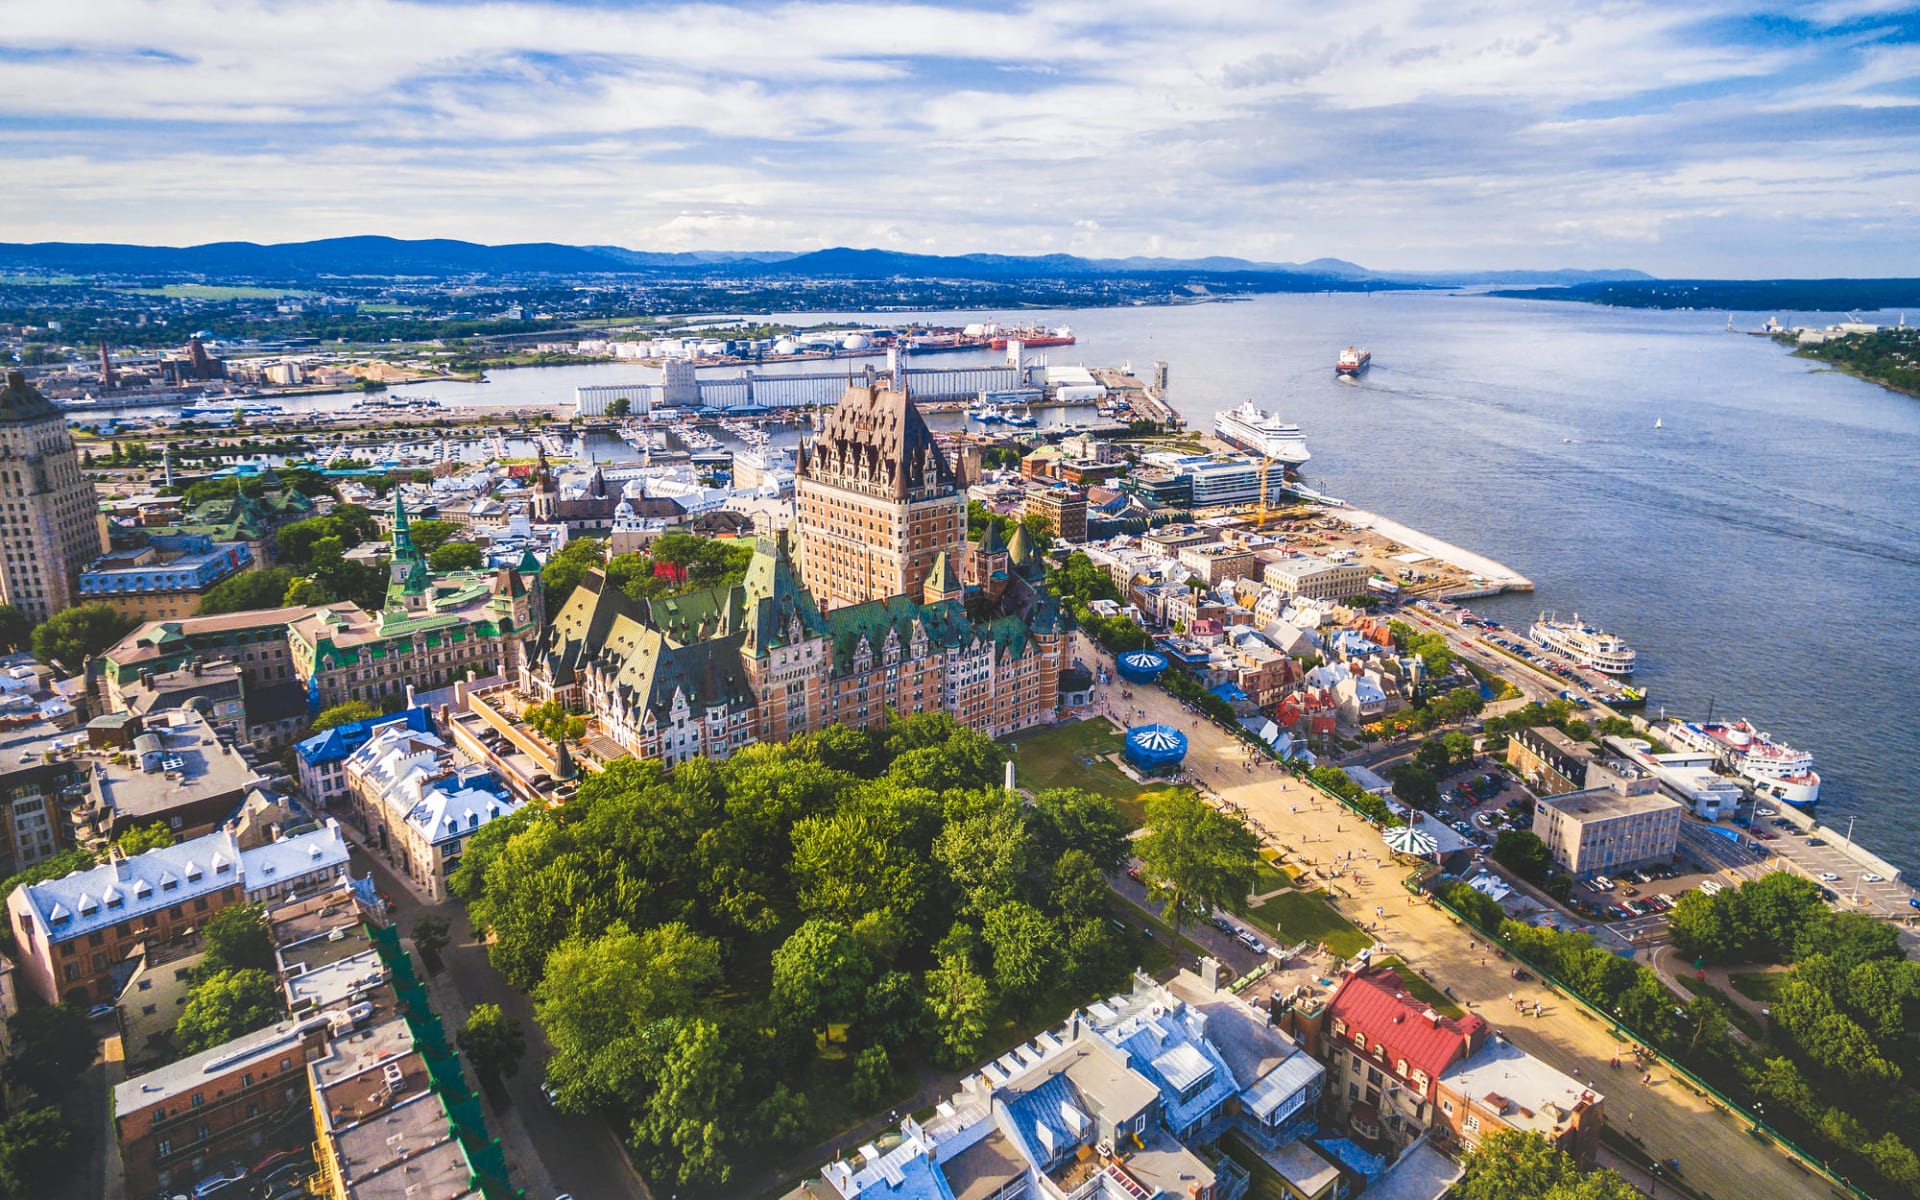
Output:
left=0, top=372, right=106, bottom=623
left=964, top=521, right=1010, bottom=601
left=791, top=382, right=965, bottom=610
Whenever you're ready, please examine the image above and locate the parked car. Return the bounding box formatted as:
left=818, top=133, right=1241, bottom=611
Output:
left=1212, top=915, right=1236, bottom=933
left=190, top=1167, right=246, bottom=1199
left=1236, top=930, right=1267, bottom=954
left=1818, top=872, right=1841, bottom=882
left=1864, top=874, right=1886, bottom=884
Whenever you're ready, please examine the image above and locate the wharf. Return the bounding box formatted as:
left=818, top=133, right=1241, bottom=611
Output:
left=1337, top=508, right=1533, bottom=597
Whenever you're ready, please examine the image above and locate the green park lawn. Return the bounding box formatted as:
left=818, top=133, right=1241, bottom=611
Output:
left=1370, top=956, right=1465, bottom=1018
left=1728, top=971, right=1786, bottom=1006
left=1002, top=719, right=1183, bottom=825
left=1239, top=889, right=1373, bottom=958
left=1673, top=973, right=1765, bottom=1040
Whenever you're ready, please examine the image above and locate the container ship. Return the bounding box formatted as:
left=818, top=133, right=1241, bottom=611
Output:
left=1529, top=612, right=1637, bottom=675
left=1214, top=399, right=1311, bottom=466
left=1664, top=719, right=1822, bottom=807
left=1336, top=347, right=1371, bottom=376
left=990, top=325, right=1076, bottom=350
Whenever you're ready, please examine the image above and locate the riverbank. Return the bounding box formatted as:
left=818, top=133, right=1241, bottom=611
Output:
left=1336, top=507, right=1535, bottom=597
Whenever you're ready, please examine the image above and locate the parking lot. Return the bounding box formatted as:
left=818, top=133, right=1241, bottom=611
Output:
left=1747, top=808, right=1918, bottom=917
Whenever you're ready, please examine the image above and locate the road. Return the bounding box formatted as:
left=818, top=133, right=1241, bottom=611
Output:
left=1079, top=632, right=1842, bottom=1200
left=350, top=844, right=649, bottom=1200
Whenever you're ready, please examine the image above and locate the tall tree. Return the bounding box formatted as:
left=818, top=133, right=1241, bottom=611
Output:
left=198, top=904, right=274, bottom=975
left=631, top=1016, right=740, bottom=1189
left=113, top=821, right=175, bottom=857
left=0, top=605, right=32, bottom=655
left=196, top=566, right=297, bottom=615
left=311, top=700, right=381, bottom=732
left=457, top=1003, right=527, bottom=1084
left=174, top=968, right=283, bottom=1055
left=533, top=922, right=721, bottom=1113
left=0, top=1106, right=72, bottom=1199
left=30, top=603, right=136, bottom=667
left=982, top=900, right=1060, bottom=1014
left=770, top=920, right=871, bottom=1037
left=411, top=914, right=452, bottom=972
left=2, top=1006, right=96, bottom=1098
left=1133, top=792, right=1259, bottom=953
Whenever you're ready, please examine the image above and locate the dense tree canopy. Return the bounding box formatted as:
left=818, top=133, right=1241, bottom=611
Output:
left=175, top=967, right=283, bottom=1055
left=0, top=605, right=32, bottom=655
left=2, top=1006, right=95, bottom=1099
left=458, top=712, right=1146, bottom=1189
left=30, top=603, right=136, bottom=667
left=1133, top=791, right=1259, bottom=948
left=1454, top=1130, right=1641, bottom=1200
left=311, top=700, right=380, bottom=732
left=196, top=566, right=298, bottom=615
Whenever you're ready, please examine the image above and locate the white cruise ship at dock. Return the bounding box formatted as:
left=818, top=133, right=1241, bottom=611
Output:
left=1664, top=718, right=1821, bottom=807
left=1529, top=612, right=1636, bottom=675
left=1214, top=399, right=1310, bottom=466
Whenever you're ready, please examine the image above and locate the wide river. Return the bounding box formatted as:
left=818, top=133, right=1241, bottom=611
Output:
left=252, top=293, right=1920, bottom=870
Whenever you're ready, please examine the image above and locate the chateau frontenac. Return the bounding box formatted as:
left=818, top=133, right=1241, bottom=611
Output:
left=523, top=382, right=1068, bottom=764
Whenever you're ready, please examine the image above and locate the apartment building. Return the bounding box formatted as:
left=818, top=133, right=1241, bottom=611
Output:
left=343, top=724, right=520, bottom=900
left=1506, top=725, right=1597, bottom=797
left=1264, top=554, right=1371, bottom=603
left=6, top=822, right=350, bottom=1005
left=1533, top=769, right=1682, bottom=880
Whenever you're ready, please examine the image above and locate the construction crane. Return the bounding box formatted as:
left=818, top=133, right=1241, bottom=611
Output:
left=1255, top=457, right=1277, bottom=527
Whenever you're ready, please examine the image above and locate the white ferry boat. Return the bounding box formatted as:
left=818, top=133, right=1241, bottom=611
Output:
left=1529, top=612, right=1636, bottom=675
left=1214, top=399, right=1311, bottom=466
left=1664, top=719, right=1821, bottom=807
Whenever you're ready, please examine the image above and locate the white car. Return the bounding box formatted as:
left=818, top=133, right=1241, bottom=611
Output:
left=1819, top=873, right=1841, bottom=882
left=1236, top=930, right=1267, bottom=954
left=1863, top=874, right=1886, bottom=883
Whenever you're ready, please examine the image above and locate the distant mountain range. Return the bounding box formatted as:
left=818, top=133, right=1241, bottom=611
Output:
left=0, top=235, right=1655, bottom=288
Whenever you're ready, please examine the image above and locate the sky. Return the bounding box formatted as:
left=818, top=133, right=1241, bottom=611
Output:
left=2, top=0, right=1918, bottom=275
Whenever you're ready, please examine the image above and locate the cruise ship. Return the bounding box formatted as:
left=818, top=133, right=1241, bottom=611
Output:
left=1335, top=347, right=1371, bottom=376
left=1214, top=399, right=1311, bottom=466
left=1529, top=612, right=1637, bottom=675
left=1664, top=719, right=1822, bottom=807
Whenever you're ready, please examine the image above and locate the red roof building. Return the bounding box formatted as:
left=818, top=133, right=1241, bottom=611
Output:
left=1315, top=966, right=1603, bottom=1166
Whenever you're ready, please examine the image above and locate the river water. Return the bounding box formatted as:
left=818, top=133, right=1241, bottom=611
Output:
left=141, top=293, right=1920, bottom=869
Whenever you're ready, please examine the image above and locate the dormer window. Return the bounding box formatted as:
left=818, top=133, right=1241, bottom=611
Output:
left=184, top=864, right=202, bottom=882
left=106, top=895, right=123, bottom=910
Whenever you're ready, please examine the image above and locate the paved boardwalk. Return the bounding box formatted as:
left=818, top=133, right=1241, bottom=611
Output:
left=1078, top=633, right=1843, bottom=1200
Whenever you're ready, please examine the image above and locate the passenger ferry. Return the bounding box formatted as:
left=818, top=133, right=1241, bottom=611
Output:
left=1529, top=612, right=1637, bottom=675
left=1665, top=718, right=1822, bottom=807
left=1214, top=399, right=1310, bottom=466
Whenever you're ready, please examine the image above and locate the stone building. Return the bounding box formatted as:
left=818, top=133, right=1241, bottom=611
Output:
left=0, top=371, right=105, bottom=624
left=525, top=384, right=1066, bottom=766
left=792, top=381, right=969, bottom=611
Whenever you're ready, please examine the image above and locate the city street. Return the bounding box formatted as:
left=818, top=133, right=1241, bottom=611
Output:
left=1078, top=632, right=1839, bottom=1200
left=347, top=844, right=651, bottom=1200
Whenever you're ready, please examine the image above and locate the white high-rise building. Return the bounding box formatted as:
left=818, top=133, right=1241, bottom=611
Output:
left=0, top=371, right=103, bottom=624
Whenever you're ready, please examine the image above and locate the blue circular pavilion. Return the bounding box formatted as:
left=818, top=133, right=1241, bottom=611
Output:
left=1116, top=650, right=1169, bottom=684
left=1124, top=724, right=1189, bottom=775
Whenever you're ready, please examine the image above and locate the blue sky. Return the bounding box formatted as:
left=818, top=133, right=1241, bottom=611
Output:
left=1, top=0, right=1917, bottom=275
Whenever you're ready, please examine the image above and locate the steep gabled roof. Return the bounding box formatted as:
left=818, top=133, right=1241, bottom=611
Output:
left=1326, top=968, right=1487, bottom=1084
left=797, top=384, right=955, bottom=500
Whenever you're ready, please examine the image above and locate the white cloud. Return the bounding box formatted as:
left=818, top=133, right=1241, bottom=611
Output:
left=0, top=0, right=1915, bottom=274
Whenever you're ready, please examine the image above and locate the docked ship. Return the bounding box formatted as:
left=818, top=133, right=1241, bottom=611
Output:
left=1529, top=612, right=1637, bottom=675
left=1665, top=719, right=1822, bottom=807
left=1214, top=399, right=1311, bottom=466
left=1335, top=347, right=1371, bottom=376
left=989, top=325, right=1075, bottom=350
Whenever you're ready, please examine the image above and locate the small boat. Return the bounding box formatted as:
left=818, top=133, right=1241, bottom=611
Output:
left=1654, top=418, right=1664, bottom=429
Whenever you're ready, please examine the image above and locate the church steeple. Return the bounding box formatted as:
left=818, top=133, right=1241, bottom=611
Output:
left=391, top=489, right=418, bottom=560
